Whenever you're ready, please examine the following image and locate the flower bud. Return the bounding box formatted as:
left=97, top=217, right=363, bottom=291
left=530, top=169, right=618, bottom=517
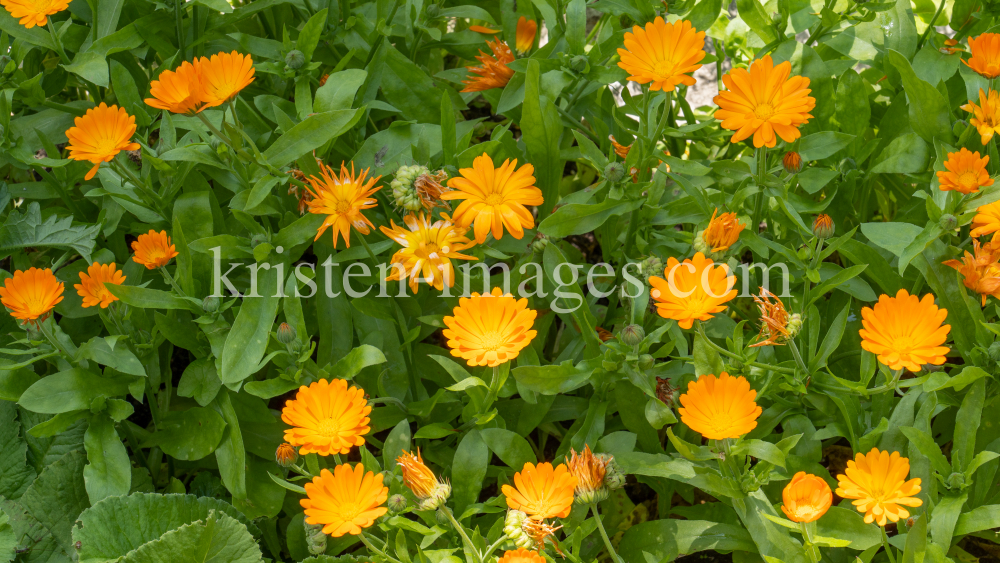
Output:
left=397, top=450, right=451, bottom=511
left=277, top=322, right=297, bottom=344
left=304, top=520, right=327, bottom=555
left=786, top=313, right=803, bottom=339
left=771, top=12, right=787, bottom=34
left=601, top=454, right=626, bottom=490
left=531, top=234, right=550, bottom=254
left=782, top=151, right=802, bottom=174
left=285, top=50, right=305, bottom=69
left=940, top=213, right=958, bottom=231
left=812, top=214, right=834, bottom=239
left=604, top=162, right=626, bottom=183
left=568, top=446, right=611, bottom=505
left=569, top=55, right=590, bottom=73
left=640, top=255, right=663, bottom=281
left=619, top=324, right=645, bottom=346
left=947, top=472, right=966, bottom=489
left=388, top=494, right=408, bottom=513
left=503, top=510, right=536, bottom=550
left=638, top=354, right=654, bottom=370
left=425, top=3, right=440, bottom=17
left=250, top=233, right=269, bottom=249
left=202, top=295, right=220, bottom=313
left=275, top=443, right=298, bottom=467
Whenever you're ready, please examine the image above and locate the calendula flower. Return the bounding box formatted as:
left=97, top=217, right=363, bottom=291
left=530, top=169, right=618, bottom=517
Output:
left=648, top=252, right=738, bottom=329
left=469, top=24, right=501, bottom=34
left=781, top=472, right=832, bottom=523
left=617, top=17, right=706, bottom=92
left=502, top=462, right=578, bottom=520
left=145, top=61, right=206, bottom=114
left=835, top=448, right=922, bottom=526
left=131, top=230, right=179, bottom=269
left=442, top=153, right=544, bottom=243
left=499, top=549, right=547, bottom=563
left=609, top=135, right=632, bottom=159
left=462, top=38, right=515, bottom=92
left=193, top=51, right=255, bottom=108
left=695, top=208, right=744, bottom=254
left=749, top=287, right=801, bottom=348
left=397, top=450, right=451, bottom=510
left=305, top=162, right=382, bottom=249
left=965, top=33, right=1000, bottom=78
left=859, top=289, right=951, bottom=372
left=0, top=268, right=64, bottom=322
left=972, top=201, right=1000, bottom=243
left=281, top=379, right=372, bottom=456
left=516, top=17, right=537, bottom=54
left=941, top=38, right=963, bottom=55
left=962, top=89, right=1000, bottom=145
left=275, top=443, right=298, bottom=468
left=782, top=151, right=803, bottom=174
left=943, top=239, right=1000, bottom=306
left=813, top=214, right=834, bottom=239
left=74, top=262, right=126, bottom=309
left=381, top=212, right=477, bottom=293
left=938, top=148, right=994, bottom=194
left=301, top=464, right=388, bottom=537
left=566, top=446, right=611, bottom=505
left=714, top=55, right=816, bottom=148
left=678, top=372, right=762, bottom=440
left=443, top=287, right=538, bottom=367
left=1, top=0, right=68, bottom=28
left=65, top=103, right=141, bottom=180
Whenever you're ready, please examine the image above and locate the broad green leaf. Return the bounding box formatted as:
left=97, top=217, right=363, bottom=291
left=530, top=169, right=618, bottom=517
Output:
left=119, top=511, right=262, bottom=563
left=82, top=413, right=131, bottom=504
left=0, top=401, right=34, bottom=500
left=538, top=199, right=643, bottom=238
left=736, top=0, right=777, bottom=43
left=886, top=49, right=953, bottom=143
left=327, top=344, right=387, bottom=379
left=177, top=358, right=222, bottom=407
left=952, top=378, right=985, bottom=474
left=107, top=285, right=200, bottom=311
left=797, top=132, right=855, bottom=161
left=76, top=337, right=145, bottom=377
left=382, top=419, right=411, bottom=472
left=210, top=391, right=246, bottom=500
left=522, top=59, right=564, bottom=217
left=480, top=428, right=536, bottom=469
left=143, top=408, right=226, bottom=461
left=313, top=70, right=367, bottom=113
left=512, top=360, right=595, bottom=395
left=0, top=202, right=99, bottom=263
left=19, top=369, right=131, bottom=414
left=451, top=430, right=489, bottom=518
left=870, top=132, right=930, bottom=174
left=263, top=110, right=362, bottom=169
left=619, top=518, right=756, bottom=561
left=220, top=266, right=281, bottom=386
left=15, top=450, right=90, bottom=560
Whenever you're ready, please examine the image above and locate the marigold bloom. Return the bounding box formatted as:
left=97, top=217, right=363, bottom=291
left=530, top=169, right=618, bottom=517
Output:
left=516, top=17, right=537, bottom=54
left=281, top=379, right=372, bottom=456
left=714, top=55, right=816, bottom=148
left=301, top=464, right=388, bottom=537
left=462, top=38, right=515, bottom=92
left=749, top=287, right=801, bottom=348
left=1, top=0, right=67, bottom=28
left=65, top=103, right=141, bottom=180
left=503, top=462, right=577, bottom=520
left=782, top=151, right=803, bottom=174
left=305, top=162, right=382, bottom=249
left=381, top=212, right=477, bottom=292
left=566, top=446, right=610, bottom=504
left=131, top=230, right=179, bottom=269
left=781, top=472, right=832, bottom=523
left=965, top=33, right=1000, bottom=78
left=678, top=372, right=761, bottom=440
left=74, top=262, right=126, bottom=309
left=617, top=17, right=705, bottom=92
left=499, top=549, right=546, bottom=563
left=397, top=450, right=451, bottom=510
left=145, top=61, right=206, bottom=114
left=699, top=208, right=744, bottom=253
left=443, top=287, right=537, bottom=366
left=835, top=448, right=922, bottom=526
left=192, top=51, right=255, bottom=108
left=442, top=153, right=544, bottom=243
left=0, top=268, right=64, bottom=322
left=938, top=148, right=993, bottom=194
left=275, top=443, right=298, bottom=467
left=943, top=239, right=1000, bottom=306
left=859, top=289, right=950, bottom=372
left=972, top=201, right=1000, bottom=242
left=812, top=214, right=834, bottom=239
left=648, top=252, right=737, bottom=329
left=609, top=135, right=631, bottom=159
left=962, top=89, right=1000, bottom=145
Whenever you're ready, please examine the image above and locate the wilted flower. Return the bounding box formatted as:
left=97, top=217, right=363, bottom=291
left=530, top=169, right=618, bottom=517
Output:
left=396, top=450, right=451, bottom=510
left=617, top=17, right=706, bottom=92
left=859, top=289, right=950, bottom=372
left=596, top=326, right=614, bottom=342
left=301, top=464, right=388, bottom=536
left=965, top=33, right=1000, bottom=78
left=66, top=103, right=141, bottom=180
left=648, top=253, right=738, bottom=329
left=0, top=268, right=64, bottom=322
left=281, top=379, right=372, bottom=456
left=678, top=372, right=762, bottom=440
left=468, top=24, right=501, bottom=34
left=443, top=153, right=544, bottom=243
left=835, top=448, right=922, bottom=526
left=503, top=511, right=562, bottom=552
left=275, top=443, right=298, bottom=467
left=937, top=148, right=993, bottom=194
left=941, top=38, right=963, bottom=55
left=609, top=135, right=631, bottom=159
left=74, top=262, right=126, bottom=309
left=782, top=151, right=803, bottom=174
left=462, top=38, right=515, bottom=92
left=781, top=472, right=832, bottom=523
left=962, top=89, right=1000, bottom=145
left=305, top=161, right=382, bottom=249
left=943, top=239, right=1000, bottom=306
left=502, top=462, right=578, bottom=520
left=132, top=230, right=180, bottom=269
left=566, top=446, right=611, bottom=505
left=515, top=16, right=537, bottom=54
left=1, top=0, right=68, bottom=28
left=812, top=214, right=834, bottom=239
left=694, top=208, right=744, bottom=254
left=391, top=164, right=430, bottom=211
left=749, top=287, right=801, bottom=347
left=443, top=287, right=537, bottom=366
left=381, top=212, right=477, bottom=293
left=193, top=51, right=255, bottom=107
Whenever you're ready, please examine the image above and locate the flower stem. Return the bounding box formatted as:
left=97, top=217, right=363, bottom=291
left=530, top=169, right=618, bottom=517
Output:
left=439, top=505, right=482, bottom=563
left=359, top=530, right=402, bottom=563
left=787, top=339, right=810, bottom=379
left=881, top=525, right=897, bottom=563
left=695, top=321, right=795, bottom=375
left=591, top=503, right=623, bottom=563
left=159, top=266, right=188, bottom=297
left=800, top=522, right=821, bottom=563
left=482, top=365, right=501, bottom=413
left=751, top=146, right=769, bottom=232
left=37, top=316, right=76, bottom=364
left=46, top=21, right=70, bottom=65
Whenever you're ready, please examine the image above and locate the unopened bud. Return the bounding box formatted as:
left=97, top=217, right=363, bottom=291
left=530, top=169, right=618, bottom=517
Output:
left=275, top=443, right=298, bottom=467
left=812, top=214, right=834, bottom=239
left=569, top=55, right=590, bottom=73
left=504, top=510, right=535, bottom=550
left=638, top=354, right=654, bottom=370
left=388, top=494, right=408, bottom=513
left=601, top=455, right=626, bottom=490
left=940, top=213, right=958, bottom=231
left=620, top=324, right=645, bottom=346
left=640, top=255, right=663, bottom=280
left=425, top=3, right=440, bottom=17
left=604, top=162, right=626, bottom=183
left=531, top=234, right=550, bottom=254
left=304, top=520, right=326, bottom=555
left=786, top=313, right=803, bottom=338
left=277, top=322, right=297, bottom=344
left=250, top=233, right=269, bottom=249
left=782, top=151, right=802, bottom=174
left=285, top=50, right=305, bottom=69
left=202, top=295, right=220, bottom=313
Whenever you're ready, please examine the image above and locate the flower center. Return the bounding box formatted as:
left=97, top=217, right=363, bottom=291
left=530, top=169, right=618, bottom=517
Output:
left=652, top=60, right=675, bottom=78
left=959, top=171, right=980, bottom=191
left=753, top=102, right=776, bottom=121
left=146, top=248, right=166, bottom=262
left=335, top=200, right=352, bottom=214
left=415, top=242, right=441, bottom=260
left=485, top=192, right=505, bottom=206
left=479, top=331, right=506, bottom=351
left=317, top=417, right=341, bottom=437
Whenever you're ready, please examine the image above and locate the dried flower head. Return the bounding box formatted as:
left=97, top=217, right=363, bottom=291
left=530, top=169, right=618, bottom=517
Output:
left=462, top=38, right=515, bottom=92
left=566, top=446, right=611, bottom=505
left=749, top=287, right=801, bottom=347
left=397, top=450, right=451, bottom=510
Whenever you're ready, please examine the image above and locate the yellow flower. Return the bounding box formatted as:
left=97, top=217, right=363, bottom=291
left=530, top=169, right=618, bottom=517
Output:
left=442, top=153, right=544, bottom=243
left=859, top=289, right=951, bottom=372
left=281, top=379, right=372, bottom=456
left=275, top=443, right=298, bottom=468
left=381, top=212, right=477, bottom=293
left=74, top=262, right=126, bottom=309
left=566, top=445, right=610, bottom=504
left=65, top=103, right=141, bottom=180
left=131, top=230, right=179, bottom=269
left=962, top=89, right=1000, bottom=145
left=502, top=462, right=578, bottom=520
left=943, top=239, right=1000, bottom=306
left=498, top=549, right=546, bottom=563
left=194, top=51, right=255, bottom=108
left=516, top=17, right=537, bottom=54
left=972, top=201, right=1000, bottom=243
left=617, top=17, right=706, bottom=92
left=835, top=448, right=922, bottom=527
left=648, top=252, right=737, bottom=329
left=442, top=287, right=537, bottom=367
left=678, top=372, right=762, bottom=440
left=301, top=464, right=388, bottom=537
left=938, top=148, right=994, bottom=194
left=965, top=33, right=1000, bottom=78
left=0, top=0, right=67, bottom=28
left=0, top=267, right=64, bottom=322
left=397, top=450, right=451, bottom=510
left=304, top=161, right=382, bottom=249
left=145, top=61, right=206, bottom=115
left=700, top=208, right=744, bottom=253
left=462, top=38, right=515, bottom=92
left=781, top=472, right=832, bottom=523
left=714, top=55, right=816, bottom=148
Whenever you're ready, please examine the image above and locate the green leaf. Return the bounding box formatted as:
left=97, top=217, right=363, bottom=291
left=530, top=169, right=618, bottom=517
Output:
left=314, top=69, right=367, bottom=113
left=797, top=132, right=855, bottom=161
left=220, top=266, right=281, bottom=386
left=382, top=419, right=411, bottom=472
left=263, top=109, right=362, bottom=169
left=619, top=518, right=756, bottom=562
left=735, top=0, right=777, bottom=43
left=0, top=401, right=34, bottom=500
left=0, top=507, right=15, bottom=563
left=885, top=49, right=953, bottom=143
left=143, top=407, right=226, bottom=461
left=952, top=378, right=985, bottom=474
left=296, top=9, right=327, bottom=63
left=929, top=493, right=968, bottom=549
left=327, top=344, right=387, bottom=378
left=512, top=360, right=595, bottom=394
left=0, top=202, right=99, bottom=263
left=451, top=430, right=489, bottom=518
left=107, top=284, right=201, bottom=311
left=177, top=358, right=222, bottom=407
left=19, top=369, right=132, bottom=414
left=899, top=426, right=952, bottom=477
left=809, top=299, right=850, bottom=371
left=522, top=59, right=564, bottom=218
left=860, top=221, right=924, bottom=257
left=870, top=132, right=930, bottom=174
left=77, top=337, right=145, bottom=377
left=83, top=413, right=131, bottom=504
left=480, top=428, right=536, bottom=469
left=14, top=450, right=90, bottom=560
left=62, top=52, right=110, bottom=88
left=538, top=199, right=643, bottom=238
left=119, top=511, right=262, bottom=563
left=814, top=506, right=881, bottom=550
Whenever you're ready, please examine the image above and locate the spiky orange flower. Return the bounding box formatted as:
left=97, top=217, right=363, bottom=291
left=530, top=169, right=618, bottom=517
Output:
left=193, top=51, right=255, bottom=108
left=678, top=372, right=762, bottom=440
left=1, top=0, right=67, bottom=28
left=781, top=472, right=832, bottom=523
left=648, top=252, right=738, bottom=329
left=0, top=268, right=64, bottom=322
left=566, top=446, right=610, bottom=504
left=499, top=549, right=546, bottom=563
left=413, top=170, right=451, bottom=210
left=281, top=379, right=372, bottom=456
left=65, top=103, right=141, bottom=180
left=714, top=55, right=816, bottom=148
left=943, top=239, right=1000, bottom=306
left=516, top=17, right=537, bottom=54
left=144, top=61, right=206, bottom=114
left=301, top=464, right=388, bottom=537
left=835, top=448, right=922, bottom=526
left=938, top=148, right=993, bottom=194
left=965, top=33, right=1000, bottom=78
left=700, top=208, right=744, bottom=253
left=502, top=462, right=578, bottom=520
left=443, top=287, right=537, bottom=366
left=962, top=89, right=1000, bottom=145
left=305, top=162, right=382, bottom=249
left=609, top=135, right=632, bottom=159
left=859, top=289, right=950, bottom=372
left=749, top=287, right=800, bottom=347
left=397, top=450, right=438, bottom=499
left=972, top=201, right=1000, bottom=243
left=617, top=17, right=705, bottom=92
left=131, top=230, right=179, bottom=269
left=462, top=38, right=515, bottom=92
left=442, top=153, right=544, bottom=243
left=381, top=213, right=477, bottom=293
left=74, top=262, right=126, bottom=309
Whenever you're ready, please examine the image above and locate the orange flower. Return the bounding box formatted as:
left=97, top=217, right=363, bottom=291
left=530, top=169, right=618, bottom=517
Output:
left=74, top=262, right=126, bottom=309
left=145, top=61, right=206, bottom=114
left=397, top=450, right=451, bottom=510
left=381, top=212, right=477, bottom=292
left=301, top=464, right=388, bottom=537
left=748, top=287, right=801, bottom=348
left=281, top=379, right=372, bottom=456
left=462, top=38, right=515, bottom=92
left=0, top=267, right=64, bottom=322
left=566, top=446, right=610, bottom=504
left=941, top=38, right=963, bottom=55
left=65, top=103, right=141, bottom=180
left=943, top=239, right=1000, bottom=306
left=502, top=462, right=578, bottom=520
left=782, top=151, right=803, bottom=174
left=835, top=448, right=922, bottom=526
left=781, top=472, right=832, bottom=523
left=678, top=372, right=761, bottom=440
left=714, top=55, right=816, bottom=148
left=469, top=24, right=501, bottom=34
left=443, top=287, right=537, bottom=367
left=812, top=214, right=834, bottom=239
left=499, top=549, right=546, bottom=563
left=965, top=33, right=1000, bottom=78
left=648, top=252, right=738, bottom=329
left=859, top=289, right=950, bottom=372
left=194, top=51, right=255, bottom=108
left=697, top=208, right=744, bottom=253
left=972, top=201, right=1000, bottom=242
left=516, top=17, right=537, bottom=54
left=1, top=0, right=68, bottom=28
left=617, top=17, right=706, bottom=92
left=609, top=135, right=632, bottom=159
left=131, top=230, right=179, bottom=269
left=442, top=153, right=544, bottom=243
left=938, top=148, right=993, bottom=194
left=962, top=89, right=1000, bottom=145
left=275, top=443, right=298, bottom=467
left=304, top=161, right=381, bottom=249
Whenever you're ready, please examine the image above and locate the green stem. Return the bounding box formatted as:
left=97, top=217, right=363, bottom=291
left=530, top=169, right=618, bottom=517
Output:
left=289, top=462, right=314, bottom=478
left=787, top=339, right=809, bottom=378
left=881, top=525, right=897, bottom=563
left=916, top=0, right=946, bottom=49
left=751, top=146, right=769, bottom=232
left=46, top=21, right=70, bottom=65
left=591, top=503, right=623, bottom=563
left=439, top=506, right=482, bottom=563
left=174, top=0, right=186, bottom=60
left=800, top=522, right=821, bottom=563
left=37, top=317, right=76, bottom=364
left=482, top=365, right=501, bottom=412
left=695, top=321, right=795, bottom=375
left=159, top=266, right=188, bottom=297
left=359, top=530, right=402, bottom=563
left=119, top=420, right=153, bottom=477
